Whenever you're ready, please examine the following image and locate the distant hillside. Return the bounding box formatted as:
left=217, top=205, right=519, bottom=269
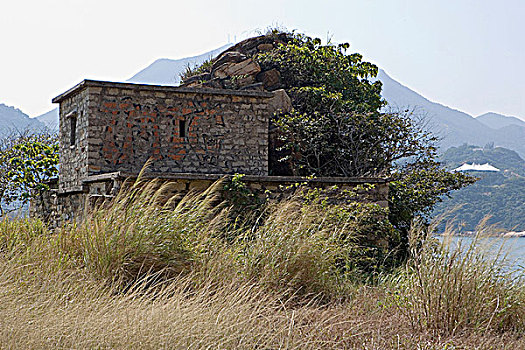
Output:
left=35, top=108, right=59, bottom=130
left=476, top=112, right=525, bottom=129
left=0, top=104, right=45, bottom=136
left=439, top=144, right=525, bottom=176
left=433, top=144, right=525, bottom=232
left=128, top=44, right=232, bottom=85
left=35, top=44, right=234, bottom=128
left=378, top=70, right=525, bottom=157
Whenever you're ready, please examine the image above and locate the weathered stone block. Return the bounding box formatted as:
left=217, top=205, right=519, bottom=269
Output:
left=267, top=89, right=292, bottom=114
left=213, top=59, right=261, bottom=79
left=212, top=51, right=247, bottom=70
left=257, top=69, right=281, bottom=90
left=257, top=43, right=274, bottom=51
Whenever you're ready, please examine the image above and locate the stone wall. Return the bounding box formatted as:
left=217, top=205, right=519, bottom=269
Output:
left=34, top=172, right=389, bottom=228
left=53, top=81, right=274, bottom=192
left=57, top=88, right=90, bottom=191
left=180, top=33, right=292, bottom=92
left=56, top=191, right=88, bottom=223
left=75, top=173, right=388, bottom=225
left=111, top=173, right=389, bottom=207
left=32, top=190, right=92, bottom=227
left=29, top=179, right=58, bottom=223
left=46, top=75, right=391, bottom=228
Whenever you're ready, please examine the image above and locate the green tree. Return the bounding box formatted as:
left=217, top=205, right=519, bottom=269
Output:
left=388, top=160, right=476, bottom=236
left=185, top=30, right=476, bottom=260
left=0, top=136, right=19, bottom=214
left=254, top=32, right=475, bottom=247
left=0, top=132, right=58, bottom=215
left=255, top=34, right=436, bottom=177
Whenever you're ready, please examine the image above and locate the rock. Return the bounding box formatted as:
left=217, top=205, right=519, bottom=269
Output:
left=201, top=79, right=224, bottom=89
left=240, top=82, right=264, bottom=91
left=212, top=33, right=294, bottom=67
left=267, top=89, right=292, bottom=114
left=181, top=72, right=211, bottom=86
left=223, top=75, right=255, bottom=89
left=222, top=79, right=234, bottom=89
left=256, top=68, right=281, bottom=90
left=212, top=51, right=247, bottom=70
left=226, top=36, right=269, bottom=54
left=183, top=81, right=202, bottom=88
left=224, top=33, right=293, bottom=55
left=257, top=43, right=274, bottom=52
left=234, top=75, right=256, bottom=88
left=213, top=58, right=261, bottom=79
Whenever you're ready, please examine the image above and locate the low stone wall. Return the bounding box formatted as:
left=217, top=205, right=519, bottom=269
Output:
left=29, top=178, right=58, bottom=223
left=106, top=172, right=390, bottom=207
left=30, top=186, right=87, bottom=227
left=34, top=172, right=389, bottom=227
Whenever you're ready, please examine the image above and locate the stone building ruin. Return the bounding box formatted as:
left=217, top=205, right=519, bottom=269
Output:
left=34, top=35, right=389, bottom=224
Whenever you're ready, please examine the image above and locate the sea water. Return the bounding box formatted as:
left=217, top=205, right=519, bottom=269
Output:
left=437, top=236, right=525, bottom=276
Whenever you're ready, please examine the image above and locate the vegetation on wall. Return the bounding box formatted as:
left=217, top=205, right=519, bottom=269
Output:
left=256, top=35, right=425, bottom=177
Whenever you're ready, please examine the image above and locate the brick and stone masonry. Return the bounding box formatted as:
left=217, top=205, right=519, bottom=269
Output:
left=53, top=80, right=274, bottom=193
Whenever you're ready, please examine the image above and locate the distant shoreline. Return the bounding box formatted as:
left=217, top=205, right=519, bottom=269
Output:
left=437, top=231, right=525, bottom=238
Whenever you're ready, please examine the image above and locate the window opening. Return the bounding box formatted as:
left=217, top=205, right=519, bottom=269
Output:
left=67, top=111, right=78, bottom=147
left=179, top=119, right=186, bottom=139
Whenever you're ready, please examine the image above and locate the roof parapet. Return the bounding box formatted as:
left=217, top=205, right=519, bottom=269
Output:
left=52, top=79, right=274, bottom=104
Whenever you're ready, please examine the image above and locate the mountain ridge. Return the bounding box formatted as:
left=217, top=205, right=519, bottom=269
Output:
left=377, top=69, right=525, bottom=156
left=0, top=103, right=46, bottom=136
left=22, top=45, right=525, bottom=158
left=476, top=112, right=525, bottom=129
left=35, top=109, right=59, bottom=130
left=128, top=44, right=232, bottom=86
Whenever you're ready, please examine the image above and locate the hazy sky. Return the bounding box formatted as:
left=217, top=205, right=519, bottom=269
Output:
left=1, top=0, right=525, bottom=121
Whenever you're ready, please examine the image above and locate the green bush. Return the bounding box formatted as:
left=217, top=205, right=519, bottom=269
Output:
left=237, top=187, right=401, bottom=297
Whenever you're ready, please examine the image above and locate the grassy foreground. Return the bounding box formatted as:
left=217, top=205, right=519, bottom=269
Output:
left=1, top=180, right=524, bottom=349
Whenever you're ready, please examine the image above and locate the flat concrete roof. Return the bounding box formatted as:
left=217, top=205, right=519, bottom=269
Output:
left=52, top=79, right=274, bottom=104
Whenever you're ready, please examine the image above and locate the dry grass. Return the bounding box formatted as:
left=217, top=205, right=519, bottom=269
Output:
left=0, top=180, right=524, bottom=349
left=393, top=221, right=525, bottom=337
left=1, top=265, right=524, bottom=349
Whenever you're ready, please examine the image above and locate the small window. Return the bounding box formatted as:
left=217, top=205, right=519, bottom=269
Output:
left=66, top=111, right=78, bottom=147
left=179, top=119, right=186, bottom=138
left=70, top=116, right=77, bottom=146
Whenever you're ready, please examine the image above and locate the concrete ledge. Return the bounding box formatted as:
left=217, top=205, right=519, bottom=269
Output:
left=83, top=171, right=389, bottom=184
left=58, top=185, right=85, bottom=195
left=52, top=79, right=274, bottom=104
